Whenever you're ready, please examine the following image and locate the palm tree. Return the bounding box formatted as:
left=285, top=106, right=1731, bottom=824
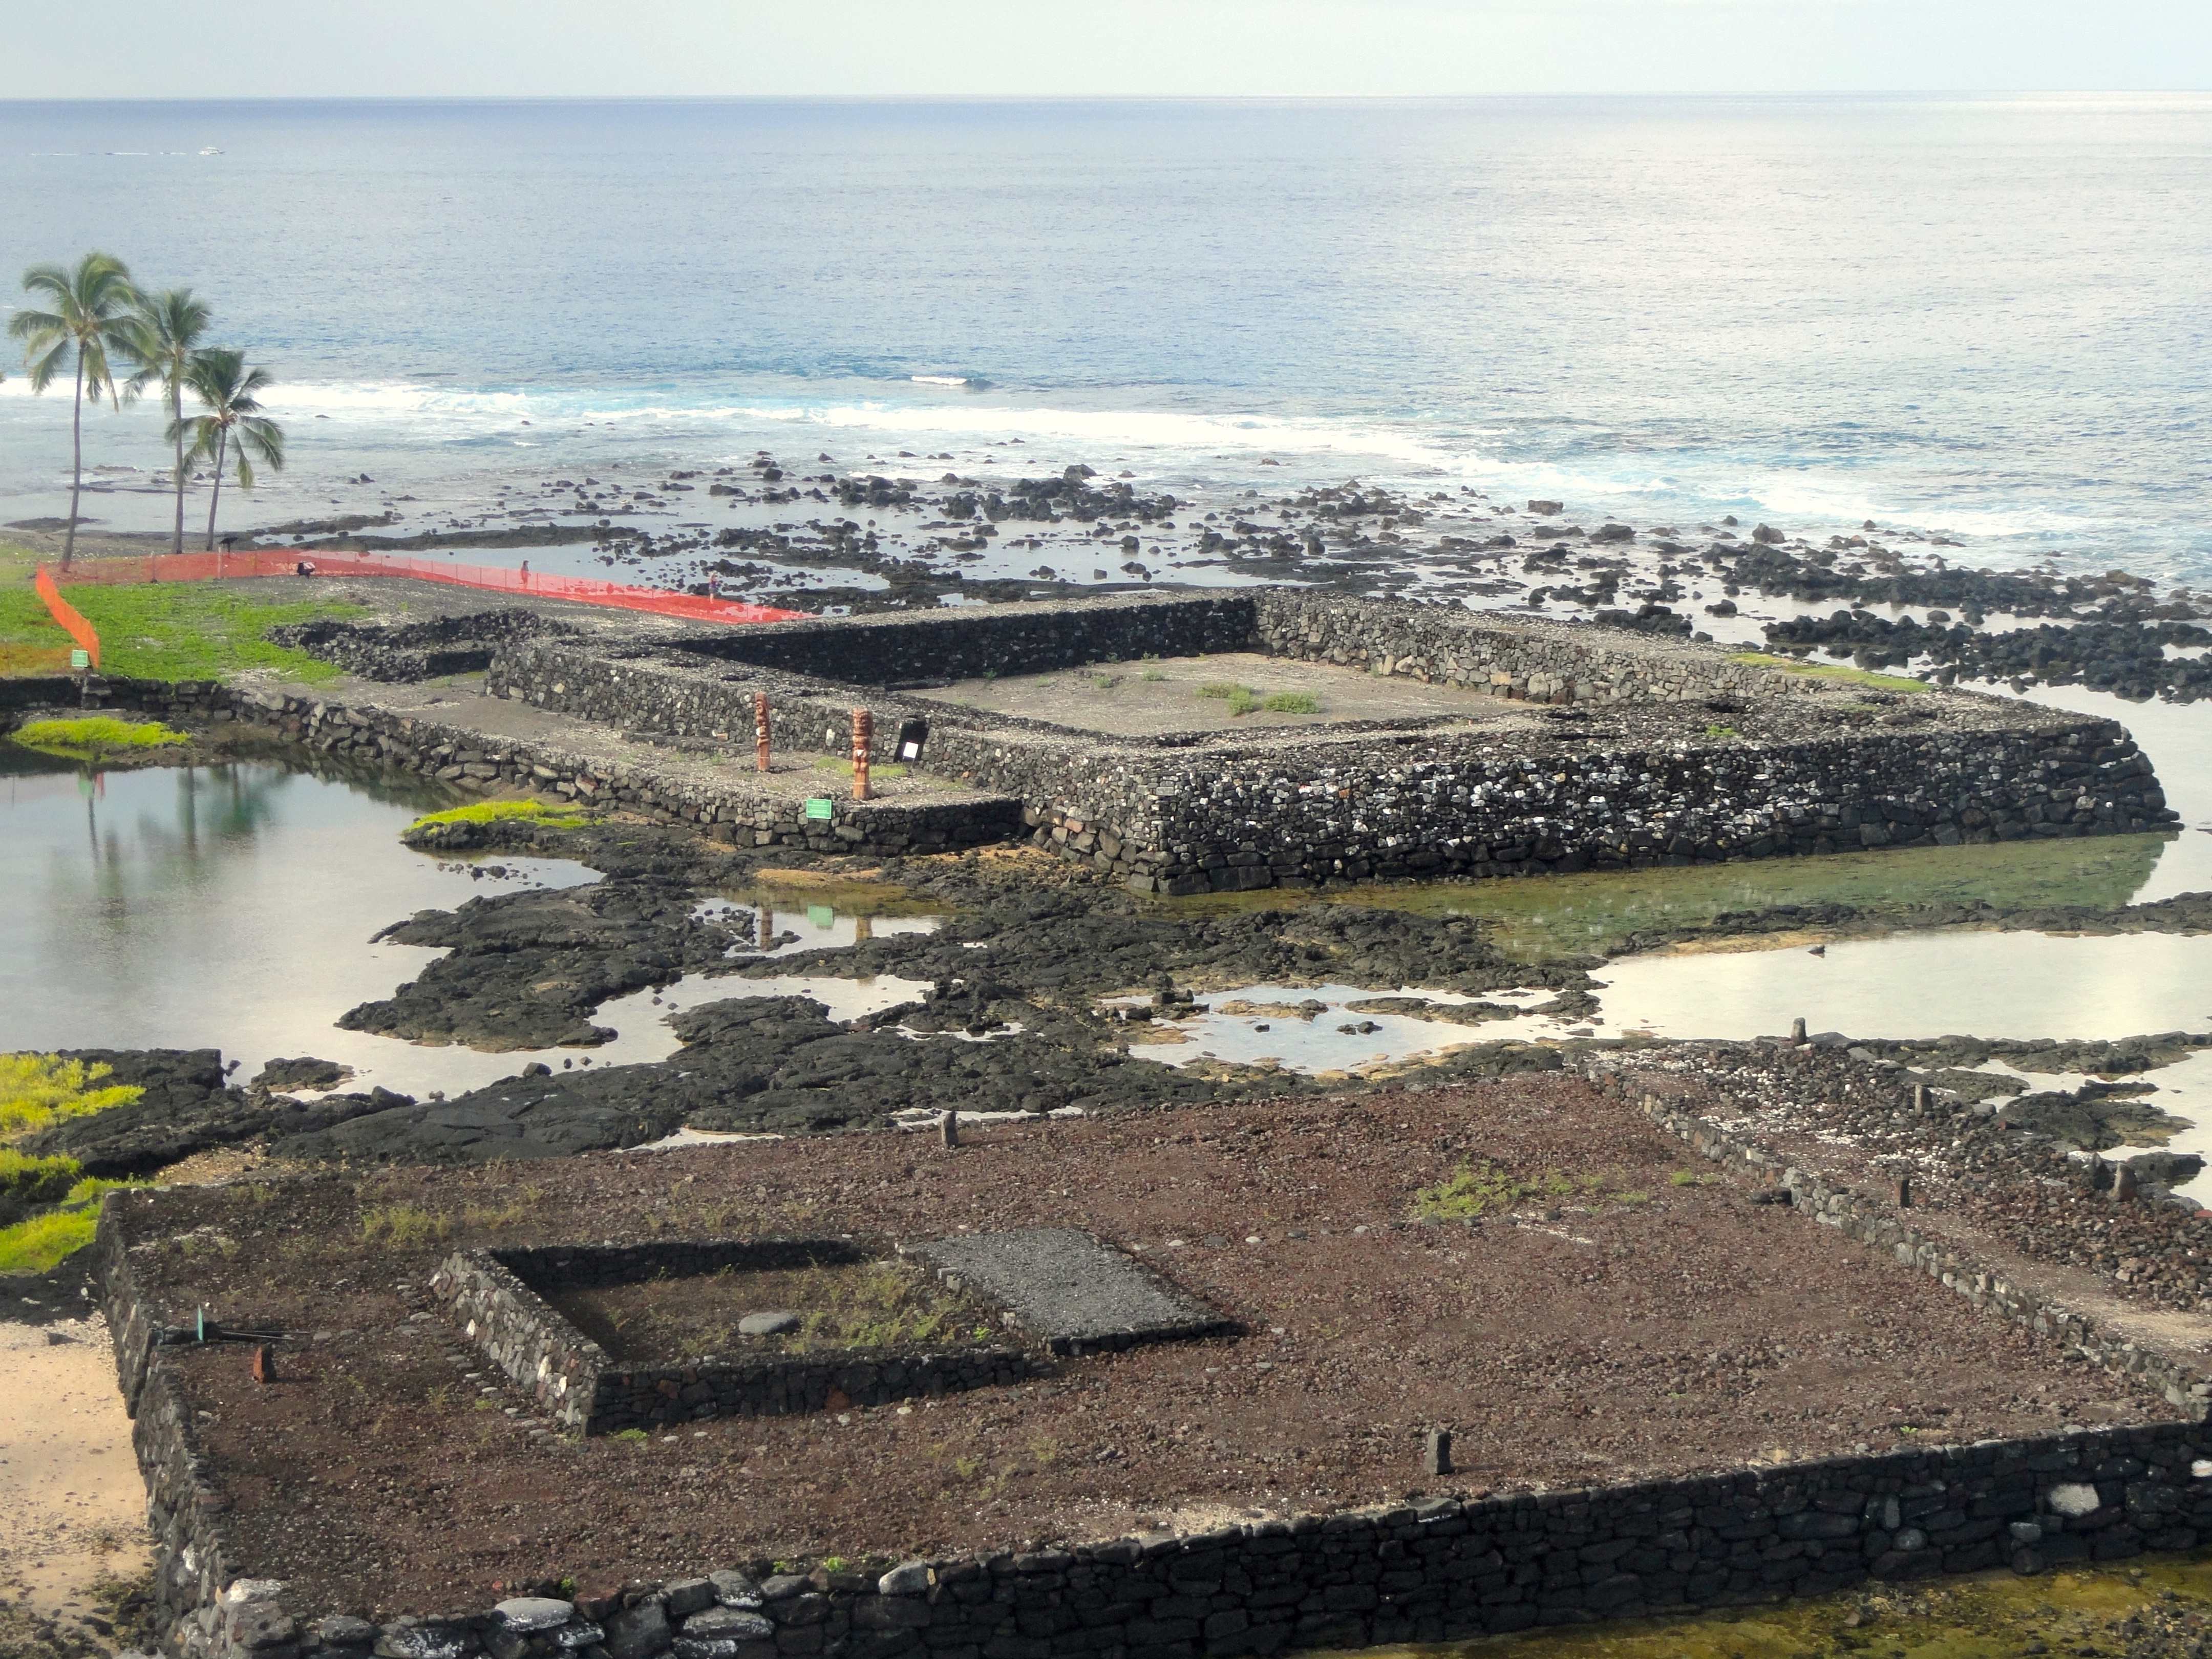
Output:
left=9, top=252, right=142, bottom=566
left=123, top=288, right=214, bottom=557
left=172, top=349, right=284, bottom=550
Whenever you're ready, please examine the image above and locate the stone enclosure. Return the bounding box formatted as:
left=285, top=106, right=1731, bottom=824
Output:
left=433, top=1230, right=1235, bottom=1433
left=475, top=590, right=2175, bottom=894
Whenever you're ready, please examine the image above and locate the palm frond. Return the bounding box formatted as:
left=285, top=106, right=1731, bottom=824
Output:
left=237, top=416, right=285, bottom=472
left=18, top=334, right=70, bottom=393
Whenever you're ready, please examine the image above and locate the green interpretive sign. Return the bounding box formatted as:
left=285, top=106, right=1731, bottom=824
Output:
left=804, top=797, right=835, bottom=821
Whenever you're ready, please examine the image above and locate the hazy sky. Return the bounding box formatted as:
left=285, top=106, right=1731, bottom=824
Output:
left=8, top=1, right=2209, bottom=98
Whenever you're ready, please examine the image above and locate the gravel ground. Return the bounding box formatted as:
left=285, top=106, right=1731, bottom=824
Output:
left=112, top=1072, right=2175, bottom=1618
left=907, top=1227, right=1233, bottom=1350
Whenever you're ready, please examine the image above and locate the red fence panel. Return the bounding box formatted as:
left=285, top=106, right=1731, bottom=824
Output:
left=33, top=565, right=101, bottom=668
left=50, top=549, right=805, bottom=628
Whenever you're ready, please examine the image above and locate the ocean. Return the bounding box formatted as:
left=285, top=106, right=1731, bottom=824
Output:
left=2, top=94, right=2209, bottom=581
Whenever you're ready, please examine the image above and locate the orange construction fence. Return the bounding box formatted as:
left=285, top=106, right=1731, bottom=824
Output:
left=34, top=565, right=101, bottom=669
left=48, top=548, right=805, bottom=628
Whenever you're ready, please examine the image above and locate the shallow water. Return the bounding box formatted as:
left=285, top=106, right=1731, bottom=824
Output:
left=0, top=753, right=603, bottom=1096
left=1110, top=984, right=1571, bottom=1076
left=0, top=753, right=937, bottom=1099
left=1152, top=831, right=2173, bottom=965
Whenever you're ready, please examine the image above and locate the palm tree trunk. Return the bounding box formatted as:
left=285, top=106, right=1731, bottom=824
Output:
left=65, top=354, right=84, bottom=568
left=171, top=377, right=186, bottom=557
left=205, top=427, right=228, bottom=551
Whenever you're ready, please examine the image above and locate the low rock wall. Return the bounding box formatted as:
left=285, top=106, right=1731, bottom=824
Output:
left=674, top=592, right=1258, bottom=685
left=1250, top=592, right=1803, bottom=705
left=88, top=677, right=1023, bottom=860
left=1597, top=1058, right=2212, bottom=1417
left=96, top=1157, right=2212, bottom=1659
left=432, top=1244, right=1046, bottom=1435
left=1111, top=719, right=2170, bottom=895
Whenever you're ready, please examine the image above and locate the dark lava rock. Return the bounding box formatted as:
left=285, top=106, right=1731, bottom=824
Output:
left=24, top=1049, right=407, bottom=1179
left=251, top=1056, right=351, bottom=1093
left=1995, top=1088, right=2192, bottom=1152
left=761, top=888, right=1589, bottom=1004
left=337, top=878, right=748, bottom=1051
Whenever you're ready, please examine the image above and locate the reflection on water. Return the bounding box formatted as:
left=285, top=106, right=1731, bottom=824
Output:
left=0, top=753, right=600, bottom=1097
left=1595, top=930, right=2212, bottom=1045
left=1107, top=984, right=1571, bottom=1077
left=702, top=879, right=947, bottom=956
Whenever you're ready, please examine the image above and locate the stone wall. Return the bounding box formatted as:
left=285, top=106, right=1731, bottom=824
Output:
left=1597, top=1058, right=2212, bottom=1417
left=90, top=677, right=1024, bottom=860
left=96, top=1181, right=2212, bottom=1659
left=432, top=1243, right=1047, bottom=1435
left=265, top=611, right=580, bottom=683
left=1249, top=592, right=1808, bottom=705
left=479, top=597, right=2175, bottom=898
left=1111, top=718, right=2170, bottom=895
left=675, top=592, right=1258, bottom=686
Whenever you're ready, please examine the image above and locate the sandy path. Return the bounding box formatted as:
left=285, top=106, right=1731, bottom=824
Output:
left=0, top=1313, right=151, bottom=1634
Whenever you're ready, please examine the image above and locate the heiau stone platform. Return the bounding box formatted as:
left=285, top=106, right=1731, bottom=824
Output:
left=904, top=1227, right=1236, bottom=1355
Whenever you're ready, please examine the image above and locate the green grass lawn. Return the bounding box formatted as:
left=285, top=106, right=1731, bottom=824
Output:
left=0, top=542, right=364, bottom=683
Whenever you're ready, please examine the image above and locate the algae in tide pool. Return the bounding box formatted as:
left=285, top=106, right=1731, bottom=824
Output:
left=1143, top=834, right=2169, bottom=963
left=1335, top=1551, right=2212, bottom=1657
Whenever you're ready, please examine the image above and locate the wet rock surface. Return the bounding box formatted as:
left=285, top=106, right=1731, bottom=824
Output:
left=337, top=879, right=750, bottom=1051
left=23, top=1049, right=403, bottom=1178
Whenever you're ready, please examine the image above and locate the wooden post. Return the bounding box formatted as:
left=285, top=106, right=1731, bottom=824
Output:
left=758, top=906, right=774, bottom=952
left=852, top=708, right=873, bottom=800
left=754, top=691, right=772, bottom=772
left=1912, top=1083, right=1928, bottom=1111
left=1897, top=1177, right=1912, bottom=1208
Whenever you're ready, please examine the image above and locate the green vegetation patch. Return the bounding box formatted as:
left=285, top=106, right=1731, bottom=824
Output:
left=1142, top=830, right=2166, bottom=963
left=552, top=1259, right=997, bottom=1362
left=1728, top=650, right=1929, bottom=692
left=1197, top=683, right=1321, bottom=717
left=0, top=573, right=365, bottom=683
left=1329, top=1545, right=2212, bottom=1658
left=1411, top=1161, right=1644, bottom=1220
left=11, top=715, right=189, bottom=758
left=1, top=1053, right=143, bottom=1139
left=0, top=1178, right=143, bottom=1274
left=0, top=1207, right=99, bottom=1274
left=0, top=1055, right=148, bottom=1274
left=0, top=1147, right=83, bottom=1206
left=406, top=797, right=585, bottom=834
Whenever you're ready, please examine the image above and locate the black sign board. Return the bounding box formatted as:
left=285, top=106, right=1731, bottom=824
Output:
left=896, top=718, right=929, bottom=763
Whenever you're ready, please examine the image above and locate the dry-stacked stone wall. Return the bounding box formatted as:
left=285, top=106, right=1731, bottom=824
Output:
left=1250, top=592, right=1809, bottom=705
left=674, top=592, right=1257, bottom=685
left=1111, top=718, right=2169, bottom=895
left=432, top=1243, right=1045, bottom=1435
left=48, top=591, right=2180, bottom=898
left=1589, top=1057, right=2212, bottom=1417
left=482, top=595, right=2175, bottom=897
left=87, top=676, right=1022, bottom=859
left=94, top=1159, right=2212, bottom=1659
